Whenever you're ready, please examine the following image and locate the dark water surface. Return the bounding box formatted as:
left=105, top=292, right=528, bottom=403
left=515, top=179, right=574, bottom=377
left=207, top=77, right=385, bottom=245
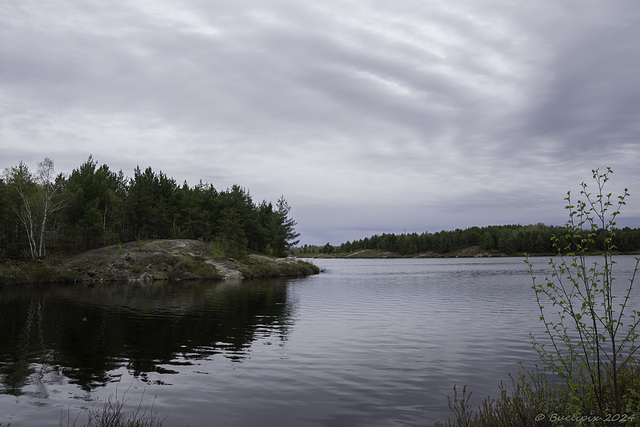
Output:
left=1, top=256, right=638, bottom=426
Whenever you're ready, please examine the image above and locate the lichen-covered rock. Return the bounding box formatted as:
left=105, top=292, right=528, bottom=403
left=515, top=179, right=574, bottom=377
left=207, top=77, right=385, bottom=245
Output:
left=64, top=239, right=318, bottom=283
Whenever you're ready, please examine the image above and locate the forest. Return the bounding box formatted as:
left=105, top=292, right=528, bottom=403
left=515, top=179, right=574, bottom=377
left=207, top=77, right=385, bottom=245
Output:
left=0, top=156, right=300, bottom=260
left=295, top=222, right=640, bottom=257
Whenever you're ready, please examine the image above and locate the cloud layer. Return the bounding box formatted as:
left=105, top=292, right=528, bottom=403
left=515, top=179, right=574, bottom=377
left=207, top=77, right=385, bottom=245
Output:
left=2, top=0, right=639, bottom=244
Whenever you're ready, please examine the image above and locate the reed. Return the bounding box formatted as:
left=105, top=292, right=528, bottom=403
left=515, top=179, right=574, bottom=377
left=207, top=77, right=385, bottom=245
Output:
left=59, top=385, right=167, bottom=427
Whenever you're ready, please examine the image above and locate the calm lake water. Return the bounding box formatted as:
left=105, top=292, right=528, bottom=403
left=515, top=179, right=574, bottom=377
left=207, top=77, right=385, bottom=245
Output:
left=1, top=256, right=639, bottom=426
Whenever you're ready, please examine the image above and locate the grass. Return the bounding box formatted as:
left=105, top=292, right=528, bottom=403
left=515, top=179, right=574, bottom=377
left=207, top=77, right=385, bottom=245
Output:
left=0, top=259, right=78, bottom=284
left=59, top=386, right=167, bottom=427
left=436, top=365, right=640, bottom=426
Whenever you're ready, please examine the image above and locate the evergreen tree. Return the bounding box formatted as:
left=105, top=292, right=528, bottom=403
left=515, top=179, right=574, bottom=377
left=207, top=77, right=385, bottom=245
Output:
left=270, top=196, right=300, bottom=257
left=480, top=230, right=494, bottom=250
left=64, top=156, right=121, bottom=249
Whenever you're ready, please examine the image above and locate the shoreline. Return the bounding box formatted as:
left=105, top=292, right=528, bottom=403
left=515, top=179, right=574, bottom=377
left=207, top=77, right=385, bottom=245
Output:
left=296, top=246, right=640, bottom=259
left=0, top=239, right=319, bottom=285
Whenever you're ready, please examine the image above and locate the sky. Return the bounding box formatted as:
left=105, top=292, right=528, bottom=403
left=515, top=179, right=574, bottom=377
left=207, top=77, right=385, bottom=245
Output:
left=1, top=0, right=639, bottom=245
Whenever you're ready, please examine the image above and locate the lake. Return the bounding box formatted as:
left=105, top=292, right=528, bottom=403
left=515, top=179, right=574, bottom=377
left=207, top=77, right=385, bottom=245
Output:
left=1, top=255, right=638, bottom=426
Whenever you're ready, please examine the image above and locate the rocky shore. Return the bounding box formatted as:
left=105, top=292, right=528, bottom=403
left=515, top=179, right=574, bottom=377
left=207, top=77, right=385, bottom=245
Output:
left=0, top=239, right=319, bottom=284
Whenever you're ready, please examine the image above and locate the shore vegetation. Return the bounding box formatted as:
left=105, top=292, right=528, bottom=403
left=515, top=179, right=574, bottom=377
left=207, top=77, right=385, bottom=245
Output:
left=437, top=168, right=640, bottom=426
left=59, top=386, right=166, bottom=427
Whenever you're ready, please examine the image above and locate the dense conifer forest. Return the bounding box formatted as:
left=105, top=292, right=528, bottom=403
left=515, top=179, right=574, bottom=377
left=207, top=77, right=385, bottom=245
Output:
left=4, top=157, right=639, bottom=262
left=0, top=156, right=300, bottom=260
left=295, top=223, right=640, bottom=257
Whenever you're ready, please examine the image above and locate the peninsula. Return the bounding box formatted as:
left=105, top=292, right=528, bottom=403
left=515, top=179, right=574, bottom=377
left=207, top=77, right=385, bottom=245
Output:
left=0, top=239, right=319, bottom=284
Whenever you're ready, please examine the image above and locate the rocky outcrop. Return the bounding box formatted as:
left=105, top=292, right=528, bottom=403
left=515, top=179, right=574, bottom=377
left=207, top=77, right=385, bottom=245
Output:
left=64, top=239, right=319, bottom=282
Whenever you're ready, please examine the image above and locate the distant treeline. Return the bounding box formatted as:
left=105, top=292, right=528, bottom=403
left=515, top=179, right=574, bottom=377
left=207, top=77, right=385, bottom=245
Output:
left=295, top=223, right=640, bottom=256
left=0, top=156, right=299, bottom=259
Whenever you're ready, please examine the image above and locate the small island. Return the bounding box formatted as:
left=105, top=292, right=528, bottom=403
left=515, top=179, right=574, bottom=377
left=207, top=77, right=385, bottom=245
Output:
left=0, top=157, right=316, bottom=285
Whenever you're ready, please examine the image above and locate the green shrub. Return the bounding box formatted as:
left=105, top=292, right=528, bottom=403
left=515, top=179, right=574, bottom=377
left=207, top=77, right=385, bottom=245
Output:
left=191, top=259, right=220, bottom=280
left=166, top=258, right=219, bottom=281
left=525, top=168, right=639, bottom=416
left=165, top=259, right=192, bottom=280
left=238, top=258, right=318, bottom=278
left=438, top=168, right=640, bottom=425
left=208, top=237, right=245, bottom=259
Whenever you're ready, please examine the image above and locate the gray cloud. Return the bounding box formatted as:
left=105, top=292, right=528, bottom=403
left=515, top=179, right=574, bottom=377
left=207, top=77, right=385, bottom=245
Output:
left=2, top=0, right=639, bottom=245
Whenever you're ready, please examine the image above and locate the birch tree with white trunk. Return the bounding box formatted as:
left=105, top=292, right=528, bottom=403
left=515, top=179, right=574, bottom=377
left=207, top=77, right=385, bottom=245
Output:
left=3, top=158, right=66, bottom=259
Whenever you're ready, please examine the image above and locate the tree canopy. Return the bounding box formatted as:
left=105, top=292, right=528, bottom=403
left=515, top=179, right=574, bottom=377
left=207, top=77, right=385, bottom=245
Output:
left=295, top=222, right=640, bottom=257
left=1, top=156, right=300, bottom=259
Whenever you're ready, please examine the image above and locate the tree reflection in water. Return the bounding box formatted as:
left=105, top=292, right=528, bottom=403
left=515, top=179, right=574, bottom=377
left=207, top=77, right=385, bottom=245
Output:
left=0, top=278, right=295, bottom=394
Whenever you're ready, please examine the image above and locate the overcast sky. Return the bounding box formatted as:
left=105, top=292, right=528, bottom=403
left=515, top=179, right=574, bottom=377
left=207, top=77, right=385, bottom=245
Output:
left=1, top=0, right=639, bottom=245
